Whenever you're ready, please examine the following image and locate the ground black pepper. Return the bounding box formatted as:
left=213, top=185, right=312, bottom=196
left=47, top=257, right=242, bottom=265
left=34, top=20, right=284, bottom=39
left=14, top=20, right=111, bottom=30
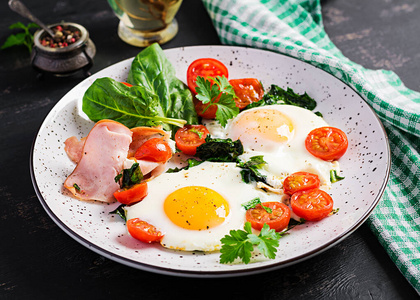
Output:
left=40, top=24, right=81, bottom=48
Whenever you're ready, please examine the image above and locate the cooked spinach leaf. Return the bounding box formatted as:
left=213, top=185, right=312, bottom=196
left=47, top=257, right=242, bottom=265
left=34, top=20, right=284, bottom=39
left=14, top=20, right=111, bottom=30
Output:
left=115, top=163, right=143, bottom=189
left=166, top=158, right=204, bottom=173
left=246, top=84, right=316, bottom=111
left=237, top=155, right=268, bottom=184
left=195, top=136, right=243, bottom=162
left=109, top=204, right=127, bottom=221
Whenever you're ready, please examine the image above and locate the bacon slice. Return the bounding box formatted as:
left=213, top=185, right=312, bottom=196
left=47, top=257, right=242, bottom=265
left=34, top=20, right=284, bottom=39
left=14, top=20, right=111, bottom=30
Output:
left=65, top=126, right=171, bottom=178
left=64, top=120, right=133, bottom=202
left=64, top=136, right=86, bottom=164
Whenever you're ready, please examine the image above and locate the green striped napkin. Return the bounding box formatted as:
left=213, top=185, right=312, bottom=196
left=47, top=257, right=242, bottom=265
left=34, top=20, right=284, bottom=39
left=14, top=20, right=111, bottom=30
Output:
left=202, top=0, right=420, bottom=293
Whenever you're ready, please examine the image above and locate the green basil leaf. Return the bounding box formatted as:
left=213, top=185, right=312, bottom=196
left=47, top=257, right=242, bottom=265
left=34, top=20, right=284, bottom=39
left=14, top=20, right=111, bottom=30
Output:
left=9, top=22, right=27, bottom=30
left=1, top=33, right=26, bottom=49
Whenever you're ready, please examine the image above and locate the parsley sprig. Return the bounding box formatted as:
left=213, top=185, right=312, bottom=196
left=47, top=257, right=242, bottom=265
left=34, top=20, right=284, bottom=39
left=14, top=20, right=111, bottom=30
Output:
left=219, top=222, right=284, bottom=264
left=1, top=22, right=39, bottom=53
left=195, top=75, right=239, bottom=127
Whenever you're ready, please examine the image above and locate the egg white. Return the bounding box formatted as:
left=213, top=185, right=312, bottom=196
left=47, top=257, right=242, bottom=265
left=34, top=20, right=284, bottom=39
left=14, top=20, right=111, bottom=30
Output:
left=125, top=162, right=279, bottom=252
left=204, top=105, right=339, bottom=189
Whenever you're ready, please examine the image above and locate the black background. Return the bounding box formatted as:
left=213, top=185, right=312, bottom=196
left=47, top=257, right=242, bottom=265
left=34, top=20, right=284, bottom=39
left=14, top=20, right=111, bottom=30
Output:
left=1, top=0, right=419, bottom=299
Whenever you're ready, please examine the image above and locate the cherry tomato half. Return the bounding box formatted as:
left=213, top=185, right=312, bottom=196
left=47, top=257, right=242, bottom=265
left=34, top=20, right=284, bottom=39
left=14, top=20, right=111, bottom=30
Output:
left=305, top=127, right=348, bottom=161
left=113, top=182, right=148, bottom=205
left=134, top=138, right=172, bottom=163
left=175, top=125, right=210, bottom=155
left=283, top=172, right=320, bottom=196
left=290, top=188, right=333, bottom=221
left=246, top=202, right=291, bottom=232
left=187, top=58, right=229, bottom=94
left=127, top=218, right=163, bottom=243
left=229, top=78, right=264, bottom=110
left=192, top=95, right=219, bottom=119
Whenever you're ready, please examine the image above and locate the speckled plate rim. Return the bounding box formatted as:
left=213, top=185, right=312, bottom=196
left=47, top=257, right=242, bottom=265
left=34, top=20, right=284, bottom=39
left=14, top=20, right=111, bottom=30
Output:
left=30, top=45, right=391, bottom=278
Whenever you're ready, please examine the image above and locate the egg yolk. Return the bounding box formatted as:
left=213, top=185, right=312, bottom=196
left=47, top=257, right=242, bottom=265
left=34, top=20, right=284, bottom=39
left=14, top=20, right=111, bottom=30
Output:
left=231, top=108, right=294, bottom=144
left=164, top=186, right=230, bottom=231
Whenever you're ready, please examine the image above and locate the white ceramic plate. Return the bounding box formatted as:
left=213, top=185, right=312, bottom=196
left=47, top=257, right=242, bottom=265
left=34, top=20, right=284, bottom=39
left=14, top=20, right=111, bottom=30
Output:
left=30, top=46, right=390, bottom=277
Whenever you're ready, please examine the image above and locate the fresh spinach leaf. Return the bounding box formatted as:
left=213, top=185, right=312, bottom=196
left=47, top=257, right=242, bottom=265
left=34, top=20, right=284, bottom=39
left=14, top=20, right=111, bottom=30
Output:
left=127, top=43, right=198, bottom=131
left=82, top=77, right=187, bottom=128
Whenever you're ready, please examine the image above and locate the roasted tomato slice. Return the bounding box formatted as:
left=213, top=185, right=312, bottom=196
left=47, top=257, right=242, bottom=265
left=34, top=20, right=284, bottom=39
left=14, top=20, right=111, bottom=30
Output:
left=229, top=78, right=264, bottom=110
left=305, top=127, right=348, bottom=161
left=290, top=188, right=333, bottom=221
left=283, top=172, right=320, bottom=195
left=187, top=58, right=229, bottom=94
left=246, top=202, right=291, bottom=232
left=175, top=124, right=210, bottom=155
left=127, top=218, right=163, bottom=243
left=113, top=182, right=148, bottom=205
left=134, top=138, right=172, bottom=163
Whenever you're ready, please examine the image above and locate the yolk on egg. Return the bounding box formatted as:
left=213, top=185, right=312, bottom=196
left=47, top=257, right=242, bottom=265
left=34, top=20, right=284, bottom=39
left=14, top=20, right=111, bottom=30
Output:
left=231, top=108, right=294, bottom=143
left=164, top=186, right=230, bottom=231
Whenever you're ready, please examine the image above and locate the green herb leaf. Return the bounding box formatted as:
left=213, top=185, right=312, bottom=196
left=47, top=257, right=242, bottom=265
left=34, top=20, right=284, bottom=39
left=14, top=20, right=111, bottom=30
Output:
left=220, top=222, right=282, bottom=264
left=1, top=33, right=26, bottom=49
left=115, top=163, right=143, bottom=189
left=195, top=75, right=239, bottom=127
left=245, top=84, right=316, bottom=111
left=195, top=136, right=243, bottom=162
left=237, top=156, right=268, bottom=184
left=241, top=197, right=272, bottom=214
left=330, top=170, right=345, bottom=183
left=287, top=218, right=306, bottom=230
left=189, top=127, right=203, bottom=139
left=241, top=198, right=263, bottom=210
left=248, top=223, right=281, bottom=260
left=9, top=22, right=27, bottom=30
left=73, top=183, right=81, bottom=192
left=1, top=22, right=39, bottom=53
left=109, top=204, right=127, bottom=221
left=166, top=158, right=204, bottom=173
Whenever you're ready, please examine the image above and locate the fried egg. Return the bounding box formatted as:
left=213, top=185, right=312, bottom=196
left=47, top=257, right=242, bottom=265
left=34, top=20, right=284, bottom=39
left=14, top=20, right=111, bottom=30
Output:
left=125, top=162, right=278, bottom=252
left=204, top=105, right=339, bottom=189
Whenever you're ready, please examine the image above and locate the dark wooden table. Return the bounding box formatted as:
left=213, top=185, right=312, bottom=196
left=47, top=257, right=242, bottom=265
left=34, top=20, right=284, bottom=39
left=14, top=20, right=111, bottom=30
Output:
left=1, top=0, right=418, bottom=299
